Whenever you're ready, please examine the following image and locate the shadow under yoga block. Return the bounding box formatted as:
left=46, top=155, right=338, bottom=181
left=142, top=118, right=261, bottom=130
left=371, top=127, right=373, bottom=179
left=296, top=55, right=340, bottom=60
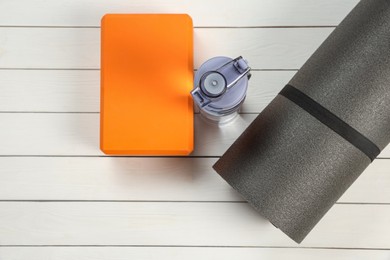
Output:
left=213, top=0, right=390, bottom=243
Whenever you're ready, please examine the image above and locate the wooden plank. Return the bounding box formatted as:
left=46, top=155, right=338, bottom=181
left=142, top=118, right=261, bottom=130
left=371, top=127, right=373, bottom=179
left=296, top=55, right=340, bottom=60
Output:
left=0, top=113, right=389, bottom=157
left=0, top=113, right=250, bottom=156
left=0, top=70, right=294, bottom=113
left=0, top=157, right=389, bottom=203
left=0, top=0, right=358, bottom=27
left=0, top=202, right=389, bottom=248
left=0, top=247, right=388, bottom=260
left=0, top=27, right=332, bottom=69
left=0, top=70, right=100, bottom=113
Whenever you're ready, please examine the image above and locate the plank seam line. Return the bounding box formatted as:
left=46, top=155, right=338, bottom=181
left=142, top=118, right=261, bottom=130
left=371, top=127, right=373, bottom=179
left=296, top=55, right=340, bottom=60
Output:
left=0, top=68, right=299, bottom=71
left=0, top=245, right=388, bottom=250
left=0, top=112, right=100, bottom=114
left=0, top=155, right=388, bottom=159
left=0, top=200, right=388, bottom=205
left=0, top=25, right=337, bottom=29
left=0, top=111, right=259, bottom=114
left=0, top=155, right=221, bottom=158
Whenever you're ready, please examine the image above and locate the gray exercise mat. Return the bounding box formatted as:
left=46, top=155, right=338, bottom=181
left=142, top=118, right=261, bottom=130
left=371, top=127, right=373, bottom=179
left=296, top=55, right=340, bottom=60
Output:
left=213, top=0, right=390, bottom=243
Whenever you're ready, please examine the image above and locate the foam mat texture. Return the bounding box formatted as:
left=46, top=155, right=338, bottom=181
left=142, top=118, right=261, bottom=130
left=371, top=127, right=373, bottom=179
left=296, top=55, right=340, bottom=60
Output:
left=213, top=0, right=390, bottom=243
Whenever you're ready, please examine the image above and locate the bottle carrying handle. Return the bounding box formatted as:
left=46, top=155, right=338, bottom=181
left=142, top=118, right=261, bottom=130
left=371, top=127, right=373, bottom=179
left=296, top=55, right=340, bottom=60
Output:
left=191, top=56, right=251, bottom=108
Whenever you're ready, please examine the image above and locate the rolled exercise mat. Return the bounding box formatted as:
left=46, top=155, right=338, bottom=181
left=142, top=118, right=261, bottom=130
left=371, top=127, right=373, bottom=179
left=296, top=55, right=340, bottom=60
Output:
left=213, top=0, right=390, bottom=243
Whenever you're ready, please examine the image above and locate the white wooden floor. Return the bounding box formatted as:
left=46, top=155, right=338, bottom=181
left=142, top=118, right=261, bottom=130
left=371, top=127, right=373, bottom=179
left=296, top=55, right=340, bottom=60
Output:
left=0, top=0, right=390, bottom=259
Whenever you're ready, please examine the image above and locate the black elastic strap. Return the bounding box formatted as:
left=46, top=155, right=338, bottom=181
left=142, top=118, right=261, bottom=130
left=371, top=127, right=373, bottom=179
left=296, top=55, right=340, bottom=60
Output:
left=279, top=84, right=380, bottom=162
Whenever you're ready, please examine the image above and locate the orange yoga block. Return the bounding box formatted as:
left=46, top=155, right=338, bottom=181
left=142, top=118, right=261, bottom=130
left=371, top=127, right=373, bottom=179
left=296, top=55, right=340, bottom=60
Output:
left=100, top=14, right=194, bottom=155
